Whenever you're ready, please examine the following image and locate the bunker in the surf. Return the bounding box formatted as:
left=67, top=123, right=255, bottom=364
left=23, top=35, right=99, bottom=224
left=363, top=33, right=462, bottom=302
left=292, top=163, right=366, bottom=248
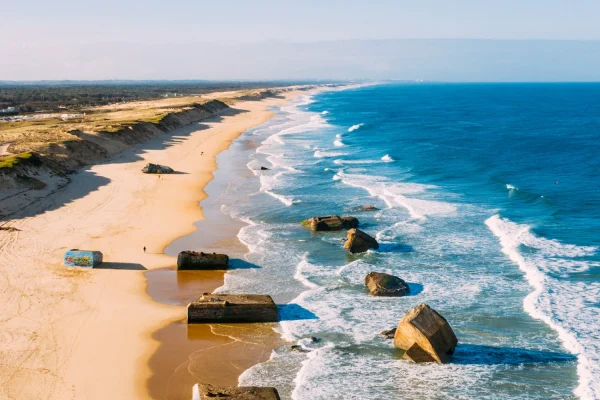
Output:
left=187, top=294, right=278, bottom=323
left=344, top=228, right=379, bottom=253
left=63, top=249, right=103, bottom=268
left=301, top=215, right=359, bottom=231
left=393, top=303, right=458, bottom=363
left=177, top=251, right=229, bottom=270
left=193, top=383, right=281, bottom=400
left=365, top=271, right=410, bottom=297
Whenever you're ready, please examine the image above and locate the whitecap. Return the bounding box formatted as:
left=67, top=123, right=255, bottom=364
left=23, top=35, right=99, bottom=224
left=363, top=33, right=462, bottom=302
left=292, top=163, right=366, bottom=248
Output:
left=314, top=150, right=347, bottom=158
left=333, top=159, right=380, bottom=165
left=348, top=123, right=363, bottom=132
left=485, top=215, right=599, bottom=399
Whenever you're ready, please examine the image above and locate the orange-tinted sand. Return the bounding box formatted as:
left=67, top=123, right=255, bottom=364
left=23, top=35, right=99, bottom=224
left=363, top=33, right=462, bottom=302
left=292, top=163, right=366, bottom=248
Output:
left=0, top=91, right=305, bottom=399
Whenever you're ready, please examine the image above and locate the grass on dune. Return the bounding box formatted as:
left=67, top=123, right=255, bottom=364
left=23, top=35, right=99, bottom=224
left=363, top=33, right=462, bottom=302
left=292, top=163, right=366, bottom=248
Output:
left=0, top=152, right=33, bottom=169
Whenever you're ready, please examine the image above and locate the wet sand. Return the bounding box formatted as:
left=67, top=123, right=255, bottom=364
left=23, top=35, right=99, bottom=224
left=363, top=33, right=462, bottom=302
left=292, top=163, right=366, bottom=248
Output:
left=144, top=131, right=283, bottom=399
left=147, top=319, right=282, bottom=400
left=144, top=266, right=282, bottom=400
left=0, top=91, right=304, bottom=400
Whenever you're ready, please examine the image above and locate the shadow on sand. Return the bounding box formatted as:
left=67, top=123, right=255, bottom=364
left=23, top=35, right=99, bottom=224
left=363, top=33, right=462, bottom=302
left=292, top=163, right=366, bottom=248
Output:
left=95, top=262, right=147, bottom=270
left=4, top=107, right=248, bottom=221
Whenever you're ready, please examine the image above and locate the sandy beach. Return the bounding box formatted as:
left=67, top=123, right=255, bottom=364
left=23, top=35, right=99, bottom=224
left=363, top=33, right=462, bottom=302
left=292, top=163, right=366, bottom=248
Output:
left=0, top=91, right=304, bottom=399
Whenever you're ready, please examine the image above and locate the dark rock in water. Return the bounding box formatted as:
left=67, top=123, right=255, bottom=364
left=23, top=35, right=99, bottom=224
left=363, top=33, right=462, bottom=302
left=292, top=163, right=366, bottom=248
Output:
left=187, top=294, right=278, bottom=323
left=344, top=228, right=379, bottom=253
left=260, top=166, right=270, bottom=170
left=290, top=345, right=310, bottom=353
left=142, top=163, right=174, bottom=174
left=365, top=272, right=410, bottom=297
left=310, top=336, right=320, bottom=343
left=177, top=251, right=228, bottom=270
left=393, top=304, right=458, bottom=363
left=193, top=383, right=281, bottom=400
left=301, top=215, right=359, bottom=231
left=380, top=328, right=397, bottom=339
left=357, top=205, right=378, bottom=211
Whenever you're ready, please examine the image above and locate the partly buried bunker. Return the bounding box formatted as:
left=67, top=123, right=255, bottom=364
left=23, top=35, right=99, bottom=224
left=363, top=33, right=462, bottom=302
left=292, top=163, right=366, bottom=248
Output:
left=177, top=251, right=229, bottom=270
left=142, top=163, right=174, bottom=174
left=187, top=294, right=278, bottom=323
left=63, top=249, right=103, bottom=268
left=193, top=384, right=281, bottom=400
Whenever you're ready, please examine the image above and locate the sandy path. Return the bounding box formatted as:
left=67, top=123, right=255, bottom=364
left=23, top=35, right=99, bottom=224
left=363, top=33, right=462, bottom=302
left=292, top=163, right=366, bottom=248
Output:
left=0, top=95, right=296, bottom=400
left=0, top=143, right=11, bottom=156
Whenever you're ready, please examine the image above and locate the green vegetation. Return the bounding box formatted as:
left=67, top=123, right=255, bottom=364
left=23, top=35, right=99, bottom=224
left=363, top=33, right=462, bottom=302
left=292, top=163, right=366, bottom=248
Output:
left=0, top=81, right=296, bottom=113
left=0, top=152, right=33, bottom=169
left=146, top=113, right=168, bottom=124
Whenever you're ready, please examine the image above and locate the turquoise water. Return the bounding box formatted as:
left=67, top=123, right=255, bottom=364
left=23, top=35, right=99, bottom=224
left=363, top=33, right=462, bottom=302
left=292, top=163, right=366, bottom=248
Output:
left=212, top=83, right=600, bottom=399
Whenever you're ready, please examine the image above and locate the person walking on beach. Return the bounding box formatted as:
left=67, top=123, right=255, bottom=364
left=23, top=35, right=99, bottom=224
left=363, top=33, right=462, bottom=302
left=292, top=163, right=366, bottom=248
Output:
left=143, top=246, right=146, bottom=253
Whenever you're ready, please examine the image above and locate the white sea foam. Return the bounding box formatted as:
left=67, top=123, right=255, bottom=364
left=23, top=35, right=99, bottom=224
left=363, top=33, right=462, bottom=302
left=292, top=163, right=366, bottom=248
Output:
left=252, top=95, right=330, bottom=207
left=256, top=161, right=299, bottom=206
left=486, top=215, right=600, bottom=399
left=268, top=252, right=519, bottom=399
left=291, top=343, right=336, bottom=400
left=313, top=150, right=347, bottom=158
left=375, top=220, right=423, bottom=242
left=228, top=87, right=588, bottom=399
left=333, top=134, right=344, bottom=147
left=293, top=255, right=320, bottom=290
left=333, top=159, right=381, bottom=165
left=321, top=110, right=329, bottom=115
left=264, top=190, right=299, bottom=206
left=256, top=99, right=329, bottom=155
left=266, top=153, right=301, bottom=173
left=334, top=171, right=455, bottom=219
left=348, top=123, right=363, bottom=132
left=381, top=154, right=394, bottom=162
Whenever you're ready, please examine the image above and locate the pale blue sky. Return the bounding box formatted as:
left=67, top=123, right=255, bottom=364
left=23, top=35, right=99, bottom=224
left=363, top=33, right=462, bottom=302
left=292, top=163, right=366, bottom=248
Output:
left=2, top=1, right=600, bottom=80
left=4, top=0, right=600, bottom=44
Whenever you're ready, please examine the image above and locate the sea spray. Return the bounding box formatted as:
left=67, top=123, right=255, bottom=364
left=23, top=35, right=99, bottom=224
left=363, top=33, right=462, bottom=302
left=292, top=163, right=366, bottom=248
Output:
left=486, top=215, right=599, bottom=399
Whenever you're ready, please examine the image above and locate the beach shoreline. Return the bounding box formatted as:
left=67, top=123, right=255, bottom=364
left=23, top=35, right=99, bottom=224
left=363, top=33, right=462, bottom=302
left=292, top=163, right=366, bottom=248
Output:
left=0, top=88, right=316, bottom=399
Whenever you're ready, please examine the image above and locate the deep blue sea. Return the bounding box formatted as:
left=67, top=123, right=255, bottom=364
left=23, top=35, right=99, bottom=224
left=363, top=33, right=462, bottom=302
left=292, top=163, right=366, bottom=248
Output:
left=212, top=83, right=600, bottom=399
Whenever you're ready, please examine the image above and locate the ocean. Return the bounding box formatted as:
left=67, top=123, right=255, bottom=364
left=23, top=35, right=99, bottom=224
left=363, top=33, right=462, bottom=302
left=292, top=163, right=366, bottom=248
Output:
left=209, top=83, right=600, bottom=399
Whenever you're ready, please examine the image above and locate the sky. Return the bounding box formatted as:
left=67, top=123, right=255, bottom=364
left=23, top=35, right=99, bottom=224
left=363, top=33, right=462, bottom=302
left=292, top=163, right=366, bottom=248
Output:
left=2, top=0, right=600, bottom=80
